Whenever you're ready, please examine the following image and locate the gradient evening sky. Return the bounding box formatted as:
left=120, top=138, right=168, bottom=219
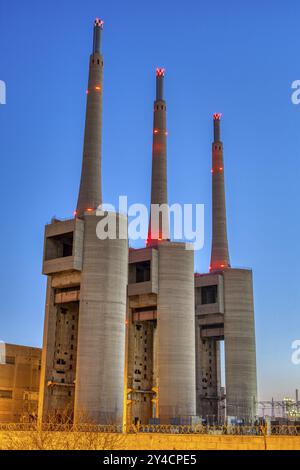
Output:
left=0, top=0, right=299, bottom=401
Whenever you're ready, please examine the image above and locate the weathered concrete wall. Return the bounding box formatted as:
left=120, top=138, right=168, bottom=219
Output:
left=129, top=320, right=155, bottom=424
left=1, top=431, right=300, bottom=450
left=38, top=276, right=79, bottom=420
left=195, top=335, right=220, bottom=419
left=223, top=268, right=257, bottom=420
left=74, top=213, right=128, bottom=425
left=127, top=246, right=159, bottom=425
left=157, top=242, right=196, bottom=423
left=43, top=218, right=84, bottom=275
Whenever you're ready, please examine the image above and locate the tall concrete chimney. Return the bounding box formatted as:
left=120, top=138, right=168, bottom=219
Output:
left=210, top=114, right=230, bottom=271
left=76, top=18, right=104, bottom=217
left=147, top=68, right=170, bottom=245
left=73, top=19, right=128, bottom=425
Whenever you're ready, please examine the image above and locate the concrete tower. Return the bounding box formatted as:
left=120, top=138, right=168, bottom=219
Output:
left=195, top=115, right=257, bottom=423
left=147, top=68, right=170, bottom=245
left=126, top=70, right=196, bottom=425
left=76, top=18, right=104, bottom=216
left=38, top=19, right=128, bottom=425
left=223, top=268, right=257, bottom=421
left=210, top=114, right=230, bottom=271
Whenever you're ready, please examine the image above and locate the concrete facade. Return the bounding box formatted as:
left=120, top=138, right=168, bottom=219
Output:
left=195, top=273, right=223, bottom=420
left=38, top=219, right=83, bottom=420
left=126, top=243, right=196, bottom=426
left=74, top=213, right=128, bottom=424
left=223, top=268, right=257, bottom=420
left=157, top=242, right=196, bottom=423
left=195, top=268, right=257, bottom=422
left=0, top=344, right=41, bottom=423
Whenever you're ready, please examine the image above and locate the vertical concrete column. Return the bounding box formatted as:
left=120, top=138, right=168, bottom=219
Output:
left=74, top=213, right=128, bottom=424
left=38, top=278, right=57, bottom=422
left=76, top=19, right=104, bottom=216
left=148, top=69, right=169, bottom=244
left=210, top=114, right=230, bottom=271
left=223, top=268, right=257, bottom=421
left=157, top=242, right=196, bottom=423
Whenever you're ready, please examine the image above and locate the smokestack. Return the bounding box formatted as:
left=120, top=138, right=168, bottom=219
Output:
left=147, top=68, right=170, bottom=245
left=210, top=113, right=230, bottom=271
left=76, top=18, right=104, bottom=217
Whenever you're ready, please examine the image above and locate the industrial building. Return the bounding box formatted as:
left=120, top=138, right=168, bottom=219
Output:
left=194, top=114, right=257, bottom=422
left=125, top=66, right=196, bottom=425
left=0, top=344, right=41, bottom=423
left=0, top=19, right=257, bottom=425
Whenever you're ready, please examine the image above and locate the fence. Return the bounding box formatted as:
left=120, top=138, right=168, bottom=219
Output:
left=0, top=423, right=300, bottom=436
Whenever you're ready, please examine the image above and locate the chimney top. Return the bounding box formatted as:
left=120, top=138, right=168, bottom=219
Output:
left=94, top=18, right=104, bottom=29
left=213, top=113, right=222, bottom=120
left=93, top=18, right=104, bottom=54
left=156, top=68, right=165, bottom=77
left=156, top=68, right=165, bottom=100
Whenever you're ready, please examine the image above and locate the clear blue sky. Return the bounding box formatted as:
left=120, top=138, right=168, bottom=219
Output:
left=0, top=0, right=299, bottom=401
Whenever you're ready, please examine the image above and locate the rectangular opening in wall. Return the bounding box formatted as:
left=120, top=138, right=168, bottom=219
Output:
left=220, top=340, right=225, bottom=389
left=45, top=232, right=74, bottom=260
left=135, top=261, right=151, bottom=283
left=5, top=356, right=15, bottom=365
left=201, top=285, right=218, bottom=304
left=0, top=390, right=13, bottom=399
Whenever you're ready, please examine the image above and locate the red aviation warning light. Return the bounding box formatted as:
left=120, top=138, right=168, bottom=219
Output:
left=156, top=68, right=165, bottom=77
left=94, top=18, right=104, bottom=29
left=155, top=68, right=165, bottom=101
left=213, top=113, right=222, bottom=120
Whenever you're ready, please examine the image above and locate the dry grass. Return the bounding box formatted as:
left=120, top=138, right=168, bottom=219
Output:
left=0, top=428, right=126, bottom=450
left=0, top=411, right=126, bottom=450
